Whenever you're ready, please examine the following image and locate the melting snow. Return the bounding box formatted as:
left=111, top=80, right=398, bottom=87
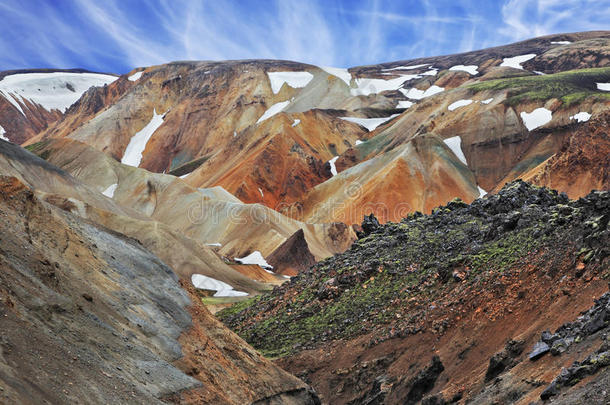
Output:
left=534, top=71, right=546, bottom=75
left=128, top=71, right=143, bottom=81
left=397, top=100, right=414, bottom=109
left=102, top=183, right=117, bottom=198
left=0, top=72, right=117, bottom=113
left=596, top=83, right=610, bottom=91
left=570, top=112, right=591, bottom=123
left=121, top=108, right=164, bottom=167
left=449, top=65, right=479, bottom=75
left=267, top=71, right=313, bottom=94
left=257, top=100, right=290, bottom=123
left=351, top=75, right=419, bottom=96
left=355, top=140, right=364, bottom=145
left=520, top=108, right=552, bottom=131
left=191, top=274, right=248, bottom=297
left=422, top=68, right=439, bottom=76
left=0, top=91, right=24, bottom=115
left=258, top=187, right=264, bottom=198
left=0, top=125, right=7, bottom=141
left=481, top=98, right=494, bottom=104
left=291, top=119, right=301, bottom=127
left=443, top=136, right=468, bottom=165
left=235, top=251, right=273, bottom=269
left=551, top=41, right=571, bottom=45
left=401, top=85, right=444, bottom=100
left=233, top=130, right=237, bottom=137
left=500, top=54, right=536, bottom=70
left=448, top=99, right=473, bottom=111
left=320, top=66, right=352, bottom=86
left=328, top=156, right=339, bottom=176
left=382, top=64, right=429, bottom=71
left=339, top=114, right=400, bottom=131
left=478, top=186, right=488, bottom=197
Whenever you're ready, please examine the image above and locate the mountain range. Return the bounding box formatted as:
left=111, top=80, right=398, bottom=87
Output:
left=0, top=30, right=608, bottom=404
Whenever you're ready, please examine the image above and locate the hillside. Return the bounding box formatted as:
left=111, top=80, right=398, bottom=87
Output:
left=220, top=181, right=609, bottom=403
left=0, top=174, right=319, bottom=404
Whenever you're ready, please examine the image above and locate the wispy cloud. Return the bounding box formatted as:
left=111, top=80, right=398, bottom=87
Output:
left=0, top=0, right=606, bottom=73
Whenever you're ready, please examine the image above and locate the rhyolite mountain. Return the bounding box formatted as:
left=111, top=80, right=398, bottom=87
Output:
left=0, top=30, right=608, bottom=404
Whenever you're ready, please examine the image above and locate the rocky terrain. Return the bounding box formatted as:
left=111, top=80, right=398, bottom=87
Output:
left=0, top=30, right=608, bottom=404
left=0, top=175, right=319, bottom=404
left=221, top=181, right=609, bottom=403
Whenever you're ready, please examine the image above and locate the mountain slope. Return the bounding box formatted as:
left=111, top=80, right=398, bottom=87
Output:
left=221, top=181, right=609, bottom=403
left=0, top=69, right=118, bottom=144
left=0, top=175, right=318, bottom=404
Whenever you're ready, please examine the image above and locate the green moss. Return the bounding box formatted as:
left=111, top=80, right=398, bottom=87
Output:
left=467, top=67, right=610, bottom=106
left=24, top=140, right=52, bottom=160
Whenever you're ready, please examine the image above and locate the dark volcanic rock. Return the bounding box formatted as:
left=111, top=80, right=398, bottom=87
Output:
left=267, top=229, right=316, bottom=276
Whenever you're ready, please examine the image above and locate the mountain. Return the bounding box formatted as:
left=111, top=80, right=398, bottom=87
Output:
left=21, top=31, right=610, bottom=228
left=0, top=30, right=608, bottom=404
left=0, top=69, right=118, bottom=144
left=0, top=173, right=319, bottom=404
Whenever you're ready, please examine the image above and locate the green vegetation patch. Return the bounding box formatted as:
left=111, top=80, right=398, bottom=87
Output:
left=468, top=67, right=610, bottom=106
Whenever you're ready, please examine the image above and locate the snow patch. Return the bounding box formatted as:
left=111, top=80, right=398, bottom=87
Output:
left=500, top=54, right=536, bottom=70
left=0, top=72, right=117, bottom=113
left=448, top=99, right=473, bottom=111
left=449, top=65, right=479, bottom=75
left=291, top=119, right=301, bottom=127
left=233, top=130, right=237, bottom=137
left=328, top=156, right=339, bottom=176
left=206, top=243, right=222, bottom=247
left=257, top=100, right=290, bottom=124
left=0, top=125, right=7, bottom=141
left=570, top=112, right=591, bottom=123
left=478, top=186, right=488, bottom=197
left=258, top=187, right=264, bottom=198
left=191, top=274, right=248, bottom=297
left=596, top=83, right=610, bottom=91
left=481, top=98, right=494, bottom=104
left=235, top=251, right=273, bottom=269
left=401, top=85, right=444, bottom=100
left=382, top=64, right=429, bottom=71
left=267, top=71, right=313, bottom=94
left=320, top=66, right=352, bottom=86
left=0, top=90, right=24, bottom=115
left=351, top=75, right=419, bottom=96
left=520, top=108, right=552, bottom=131
left=443, top=136, right=467, bottom=166
left=534, top=71, right=546, bottom=75
left=355, top=140, right=364, bottom=145
left=551, top=41, right=571, bottom=45
left=121, top=108, right=164, bottom=167
left=128, top=71, right=143, bottom=81
left=396, top=100, right=413, bottom=109
left=422, top=68, right=439, bottom=76
left=102, top=183, right=117, bottom=198
left=339, top=114, right=400, bottom=131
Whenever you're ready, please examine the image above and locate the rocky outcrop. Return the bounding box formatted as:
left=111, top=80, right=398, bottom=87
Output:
left=267, top=229, right=316, bottom=276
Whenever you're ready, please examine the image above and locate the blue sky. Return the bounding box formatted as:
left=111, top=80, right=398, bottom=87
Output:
left=1, top=0, right=608, bottom=74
